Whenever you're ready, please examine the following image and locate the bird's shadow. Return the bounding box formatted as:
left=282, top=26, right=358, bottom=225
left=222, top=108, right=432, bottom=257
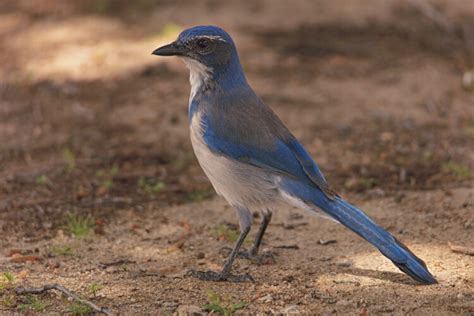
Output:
left=341, top=267, right=421, bottom=285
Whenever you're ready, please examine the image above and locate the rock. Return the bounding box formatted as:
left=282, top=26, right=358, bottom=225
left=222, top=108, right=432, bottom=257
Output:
left=258, top=294, right=273, bottom=303
left=280, top=305, right=299, bottom=313
left=336, top=300, right=351, bottom=307
left=462, top=70, right=474, bottom=91
left=175, top=304, right=202, bottom=315
left=196, top=252, right=205, bottom=259
left=162, top=301, right=179, bottom=309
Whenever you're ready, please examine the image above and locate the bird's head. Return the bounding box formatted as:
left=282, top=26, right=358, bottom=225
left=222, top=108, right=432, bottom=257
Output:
left=152, top=25, right=241, bottom=75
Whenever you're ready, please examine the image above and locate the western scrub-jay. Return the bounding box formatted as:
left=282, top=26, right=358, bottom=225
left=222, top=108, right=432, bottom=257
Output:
left=152, top=25, right=436, bottom=284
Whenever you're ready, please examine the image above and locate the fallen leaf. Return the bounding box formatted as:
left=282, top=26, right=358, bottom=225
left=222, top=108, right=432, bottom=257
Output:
left=17, top=269, right=29, bottom=280
left=7, top=249, right=22, bottom=257
left=10, top=255, right=42, bottom=263
left=158, top=266, right=178, bottom=275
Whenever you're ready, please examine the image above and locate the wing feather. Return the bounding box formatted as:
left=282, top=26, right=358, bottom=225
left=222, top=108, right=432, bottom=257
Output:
left=198, top=90, right=337, bottom=199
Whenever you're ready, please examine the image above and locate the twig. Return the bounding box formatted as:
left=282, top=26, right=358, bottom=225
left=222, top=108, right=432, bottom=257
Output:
left=15, top=284, right=114, bottom=316
left=99, top=259, right=135, bottom=268
left=462, top=23, right=474, bottom=65
left=407, top=0, right=454, bottom=33
left=282, top=222, right=308, bottom=230
left=317, top=239, right=337, bottom=246
left=274, top=244, right=299, bottom=249
left=448, top=242, right=474, bottom=256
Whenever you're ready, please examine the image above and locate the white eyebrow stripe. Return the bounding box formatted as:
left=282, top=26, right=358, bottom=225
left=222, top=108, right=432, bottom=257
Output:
left=191, top=35, right=227, bottom=42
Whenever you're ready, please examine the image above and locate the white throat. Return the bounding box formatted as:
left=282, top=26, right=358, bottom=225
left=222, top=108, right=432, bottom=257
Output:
left=180, top=57, right=212, bottom=105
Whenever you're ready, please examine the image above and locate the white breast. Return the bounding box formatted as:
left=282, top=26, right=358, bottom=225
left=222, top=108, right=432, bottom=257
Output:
left=189, top=113, right=280, bottom=212
left=184, top=60, right=327, bottom=217
left=180, top=57, right=212, bottom=104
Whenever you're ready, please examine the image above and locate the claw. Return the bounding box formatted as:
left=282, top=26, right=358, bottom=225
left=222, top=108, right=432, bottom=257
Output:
left=252, top=250, right=276, bottom=265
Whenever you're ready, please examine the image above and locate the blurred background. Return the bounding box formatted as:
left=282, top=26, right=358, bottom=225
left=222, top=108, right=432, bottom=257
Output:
left=1, top=0, right=472, bottom=230
left=0, top=1, right=473, bottom=314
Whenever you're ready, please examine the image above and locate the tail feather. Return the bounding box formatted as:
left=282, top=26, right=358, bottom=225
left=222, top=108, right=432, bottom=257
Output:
left=281, top=180, right=437, bottom=284
left=322, top=198, right=437, bottom=284
left=391, top=237, right=436, bottom=284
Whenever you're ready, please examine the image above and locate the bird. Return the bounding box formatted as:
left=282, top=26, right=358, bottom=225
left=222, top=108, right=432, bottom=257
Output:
left=152, top=25, right=437, bottom=284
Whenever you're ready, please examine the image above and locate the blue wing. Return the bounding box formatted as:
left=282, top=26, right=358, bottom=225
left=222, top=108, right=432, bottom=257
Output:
left=200, top=105, right=336, bottom=198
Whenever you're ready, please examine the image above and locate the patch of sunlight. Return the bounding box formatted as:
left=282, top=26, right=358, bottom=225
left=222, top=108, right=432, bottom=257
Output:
left=5, top=16, right=184, bottom=81
left=156, top=23, right=182, bottom=41
left=315, top=272, right=388, bottom=289
left=128, top=243, right=185, bottom=262
left=311, top=243, right=473, bottom=294
left=338, top=244, right=472, bottom=285
left=121, top=223, right=187, bottom=261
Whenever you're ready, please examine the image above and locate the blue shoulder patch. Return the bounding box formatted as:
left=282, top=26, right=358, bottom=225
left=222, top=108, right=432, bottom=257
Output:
left=202, top=116, right=330, bottom=193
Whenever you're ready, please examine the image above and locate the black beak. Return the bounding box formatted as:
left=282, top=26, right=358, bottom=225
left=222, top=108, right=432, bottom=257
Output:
left=152, top=41, right=184, bottom=56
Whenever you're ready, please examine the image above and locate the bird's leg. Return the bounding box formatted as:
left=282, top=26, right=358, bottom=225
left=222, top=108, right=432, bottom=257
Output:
left=189, top=207, right=254, bottom=282
left=248, top=210, right=272, bottom=257
left=220, top=210, right=275, bottom=264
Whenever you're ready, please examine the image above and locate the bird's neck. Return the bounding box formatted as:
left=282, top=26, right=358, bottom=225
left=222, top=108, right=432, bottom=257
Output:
left=212, top=59, right=248, bottom=91
left=182, top=57, right=213, bottom=103
left=182, top=57, right=248, bottom=103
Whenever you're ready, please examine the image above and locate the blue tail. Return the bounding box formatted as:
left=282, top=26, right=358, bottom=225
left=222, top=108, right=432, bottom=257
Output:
left=281, top=179, right=437, bottom=284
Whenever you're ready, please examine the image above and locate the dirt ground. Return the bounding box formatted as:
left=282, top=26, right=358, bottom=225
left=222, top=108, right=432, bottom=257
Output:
left=1, top=0, right=473, bottom=315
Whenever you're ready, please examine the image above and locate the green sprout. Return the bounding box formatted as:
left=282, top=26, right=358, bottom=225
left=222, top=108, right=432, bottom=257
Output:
left=214, top=224, right=240, bottom=243
left=66, top=213, right=95, bottom=238
left=49, top=245, right=73, bottom=256
left=466, top=124, right=474, bottom=138
left=0, top=272, right=15, bottom=291
left=159, top=23, right=182, bottom=39
left=202, top=291, right=247, bottom=316
left=3, top=272, right=15, bottom=283
left=67, top=302, right=93, bottom=315
left=36, top=175, right=51, bottom=185
left=87, top=283, right=104, bottom=297
left=1, top=295, right=15, bottom=307
left=96, top=164, right=119, bottom=190
left=18, top=295, right=48, bottom=312
left=63, top=148, right=76, bottom=173
left=443, top=161, right=471, bottom=179
left=186, top=189, right=213, bottom=202
left=137, top=177, right=166, bottom=194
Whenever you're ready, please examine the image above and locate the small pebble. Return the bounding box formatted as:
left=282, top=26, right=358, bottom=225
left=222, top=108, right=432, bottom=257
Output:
left=336, top=299, right=351, bottom=307
left=320, top=256, right=333, bottom=262
left=336, top=260, right=352, bottom=267
left=281, top=305, right=299, bottom=313
left=176, top=305, right=201, bottom=314
left=196, top=252, right=205, bottom=259
left=258, top=294, right=273, bottom=303
left=462, top=70, right=474, bottom=90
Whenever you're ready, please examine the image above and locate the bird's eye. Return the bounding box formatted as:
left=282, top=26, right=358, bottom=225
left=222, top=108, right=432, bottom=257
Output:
left=196, top=38, right=210, bottom=49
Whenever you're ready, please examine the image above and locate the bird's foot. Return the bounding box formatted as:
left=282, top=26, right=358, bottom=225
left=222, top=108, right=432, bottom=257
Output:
left=219, top=247, right=276, bottom=265
left=187, top=269, right=254, bottom=282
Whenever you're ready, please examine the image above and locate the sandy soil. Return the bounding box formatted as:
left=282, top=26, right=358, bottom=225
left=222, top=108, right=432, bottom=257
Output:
left=0, top=0, right=473, bottom=315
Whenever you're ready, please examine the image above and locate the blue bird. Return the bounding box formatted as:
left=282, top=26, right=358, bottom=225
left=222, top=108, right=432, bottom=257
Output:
left=152, top=25, right=437, bottom=284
